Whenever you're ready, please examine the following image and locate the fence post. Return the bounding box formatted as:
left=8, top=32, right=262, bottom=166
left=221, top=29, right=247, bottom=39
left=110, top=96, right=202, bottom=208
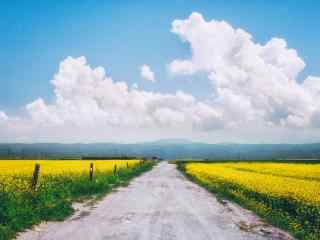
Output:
left=126, top=162, right=129, bottom=169
left=89, top=162, right=94, bottom=181
left=113, top=164, right=117, bottom=176
left=31, top=163, right=40, bottom=191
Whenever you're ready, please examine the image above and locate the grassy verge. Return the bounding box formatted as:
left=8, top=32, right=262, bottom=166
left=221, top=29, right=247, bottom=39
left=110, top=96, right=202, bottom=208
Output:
left=0, top=161, right=156, bottom=240
left=177, top=162, right=320, bottom=240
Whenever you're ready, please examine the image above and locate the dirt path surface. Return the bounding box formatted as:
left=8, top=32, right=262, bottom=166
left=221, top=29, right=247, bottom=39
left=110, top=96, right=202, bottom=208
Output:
left=18, top=162, right=293, bottom=240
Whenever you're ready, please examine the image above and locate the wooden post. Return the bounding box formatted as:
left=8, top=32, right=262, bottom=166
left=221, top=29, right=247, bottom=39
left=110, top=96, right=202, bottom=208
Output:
left=113, top=164, right=117, bottom=176
left=126, top=162, right=129, bottom=169
left=31, top=163, right=40, bottom=191
left=89, top=162, right=94, bottom=181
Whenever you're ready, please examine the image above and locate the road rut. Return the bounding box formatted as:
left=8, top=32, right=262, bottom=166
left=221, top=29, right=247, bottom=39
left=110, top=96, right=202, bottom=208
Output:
left=18, top=162, right=293, bottom=240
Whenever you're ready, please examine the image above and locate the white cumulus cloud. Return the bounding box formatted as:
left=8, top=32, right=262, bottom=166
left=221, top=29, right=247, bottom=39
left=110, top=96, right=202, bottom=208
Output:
left=169, top=12, right=320, bottom=129
left=1, top=12, right=320, bottom=143
left=0, top=111, right=8, bottom=122
left=140, top=64, right=155, bottom=82
left=3, top=56, right=222, bottom=142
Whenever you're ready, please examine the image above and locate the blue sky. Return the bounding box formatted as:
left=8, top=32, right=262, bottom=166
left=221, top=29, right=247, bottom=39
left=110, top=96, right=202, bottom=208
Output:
left=1, top=1, right=320, bottom=143
left=1, top=0, right=319, bottom=114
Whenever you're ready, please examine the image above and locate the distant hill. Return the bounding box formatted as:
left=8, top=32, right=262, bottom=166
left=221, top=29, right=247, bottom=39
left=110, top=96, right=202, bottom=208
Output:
left=1, top=141, right=320, bottom=160
left=143, top=139, right=196, bottom=145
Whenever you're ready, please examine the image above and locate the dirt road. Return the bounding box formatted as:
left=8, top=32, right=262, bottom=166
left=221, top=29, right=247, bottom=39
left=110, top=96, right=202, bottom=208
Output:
left=18, top=162, right=292, bottom=240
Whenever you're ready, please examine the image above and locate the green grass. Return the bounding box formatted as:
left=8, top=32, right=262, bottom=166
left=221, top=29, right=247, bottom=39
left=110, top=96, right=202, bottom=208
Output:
left=177, top=162, right=320, bottom=240
left=0, top=161, right=156, bottom=240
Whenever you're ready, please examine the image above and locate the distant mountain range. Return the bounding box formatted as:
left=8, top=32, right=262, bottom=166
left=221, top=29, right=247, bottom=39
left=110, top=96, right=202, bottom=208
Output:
left=142, top=139, right=196, bottom=145
left=1, top=140, right=320, bottom=160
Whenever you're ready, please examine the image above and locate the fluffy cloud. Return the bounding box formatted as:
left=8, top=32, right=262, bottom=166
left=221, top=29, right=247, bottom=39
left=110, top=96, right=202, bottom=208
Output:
left=140, top=64, right=155, bottom=82
left=0, top=111, right=8, bottom=123
left=20, top=57, right=223, bottom=140
left=169, top=12, right=320, bottom=129
left=1, top=12, right=320, bottom=143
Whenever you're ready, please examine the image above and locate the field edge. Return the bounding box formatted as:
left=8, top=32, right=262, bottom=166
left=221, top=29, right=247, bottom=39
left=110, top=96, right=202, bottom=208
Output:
left=175, top=161, right=311, bottom=240
left=1, top=160, right=157, bottom=240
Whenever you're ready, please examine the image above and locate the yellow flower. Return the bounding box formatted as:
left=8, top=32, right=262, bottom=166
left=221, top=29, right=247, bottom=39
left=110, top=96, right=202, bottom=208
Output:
left=0, top=159, right=140, bottom=192
left=185, top=162, right=320, bottom=206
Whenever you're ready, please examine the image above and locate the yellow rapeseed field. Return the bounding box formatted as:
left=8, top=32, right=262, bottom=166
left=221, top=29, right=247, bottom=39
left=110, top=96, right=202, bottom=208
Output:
left=183, top=162, right=320, bottom=239
left=0, top=159, right=140, bottom=175
left=185, top=162, right=320, bottom=205
left=0, top=159, right=140, bottom=192
left=0, top=159, right=152, bottom=239
left=222, top=162, right=320, bottom=181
